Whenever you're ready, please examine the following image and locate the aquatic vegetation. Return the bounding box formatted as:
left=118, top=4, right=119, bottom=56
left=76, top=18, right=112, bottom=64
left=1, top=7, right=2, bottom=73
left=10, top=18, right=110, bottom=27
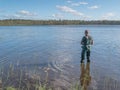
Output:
left=0, top=63, right=53, bottom=90
left=18, top=69, right=22, bottom=90
left=43, top=67, right=50, bottom=84
left=0, top=62, right=120, bottom=90
left=5, top=87, right=16, bottom=90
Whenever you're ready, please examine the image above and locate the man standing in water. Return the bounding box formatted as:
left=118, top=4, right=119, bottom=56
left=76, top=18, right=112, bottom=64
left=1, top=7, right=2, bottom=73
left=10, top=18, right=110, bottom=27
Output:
left=81, top=30, right=93, bottom=63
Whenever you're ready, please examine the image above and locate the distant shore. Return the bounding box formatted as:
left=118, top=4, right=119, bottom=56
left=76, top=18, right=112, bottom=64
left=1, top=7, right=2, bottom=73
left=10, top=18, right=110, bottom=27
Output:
left=0, top=19, right=120, bottom=26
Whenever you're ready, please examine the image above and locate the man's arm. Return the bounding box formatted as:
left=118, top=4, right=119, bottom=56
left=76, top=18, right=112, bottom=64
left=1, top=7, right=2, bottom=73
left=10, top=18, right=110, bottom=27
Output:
left=91, top=39, right=93, bottom=45
left=81, top=37, right=84, bottom=45
left=90, top=36, right=93, bottom=45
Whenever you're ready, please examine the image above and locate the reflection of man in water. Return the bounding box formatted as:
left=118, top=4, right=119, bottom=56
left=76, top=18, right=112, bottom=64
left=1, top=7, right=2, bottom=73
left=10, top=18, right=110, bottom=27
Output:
left=81, top=30, right=93, bottom=63
left=80, top=62, right=91, bottom=90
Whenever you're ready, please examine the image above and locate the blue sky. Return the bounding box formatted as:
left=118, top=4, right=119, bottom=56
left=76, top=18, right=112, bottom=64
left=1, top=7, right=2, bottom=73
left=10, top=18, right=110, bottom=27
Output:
left=0, top=0, right=120, bottom=20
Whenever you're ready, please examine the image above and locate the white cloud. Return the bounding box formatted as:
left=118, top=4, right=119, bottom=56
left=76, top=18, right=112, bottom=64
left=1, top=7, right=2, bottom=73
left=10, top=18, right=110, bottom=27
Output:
left=71, top=3, right=80, bottom=6
left=17, top=10, right=37, bottom=16
left=79, top=2, right=88, bottom=5
left=82, top=16, right=92, bottom=20
left=1, top=10, right=38, bottom=19
left=71, top=2, right=88, bottom=6
left=88, top=5, right=99, bottom=9
left=67, top=0, right=72, bottom=3
left=2, top=14, right=23, bottom=19
left=12, top=14, right=21, bottom=18
left=0, top=10, right=37, bottom=19
left=102, top=13, right=115, bottom=20
left=56, top=5, right=84, bottom=16
left=52, top=13, right=64, bottom=19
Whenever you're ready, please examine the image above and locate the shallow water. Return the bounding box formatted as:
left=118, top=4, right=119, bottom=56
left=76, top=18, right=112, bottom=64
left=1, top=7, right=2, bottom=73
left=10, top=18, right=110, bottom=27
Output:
left=0, top=25, right=120, bottom=89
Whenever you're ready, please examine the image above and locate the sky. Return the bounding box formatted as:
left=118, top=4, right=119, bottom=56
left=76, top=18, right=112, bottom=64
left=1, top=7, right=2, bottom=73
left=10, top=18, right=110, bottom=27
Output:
left=0, top=0, right=120, bottom=20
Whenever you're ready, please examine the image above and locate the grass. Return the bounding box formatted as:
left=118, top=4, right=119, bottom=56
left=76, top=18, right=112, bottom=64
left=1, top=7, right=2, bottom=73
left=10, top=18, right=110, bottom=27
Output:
left=5, top=87, right=16, bottom=90
left=0, top=63, right=54, bottom=90
left=0, top=63, right=120, bottom=90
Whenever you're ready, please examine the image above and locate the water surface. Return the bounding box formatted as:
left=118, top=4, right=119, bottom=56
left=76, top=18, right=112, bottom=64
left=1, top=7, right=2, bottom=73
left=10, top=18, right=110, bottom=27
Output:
left=0, top=25, right=120, bottom=89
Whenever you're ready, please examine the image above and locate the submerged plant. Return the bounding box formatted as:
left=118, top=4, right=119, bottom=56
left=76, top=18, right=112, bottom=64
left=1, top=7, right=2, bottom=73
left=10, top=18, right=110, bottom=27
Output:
left=18, top=69, right=22, bottom=90
left=44, top=67, right=50, bottom=84
left=5, top=87, right=16, bottom=90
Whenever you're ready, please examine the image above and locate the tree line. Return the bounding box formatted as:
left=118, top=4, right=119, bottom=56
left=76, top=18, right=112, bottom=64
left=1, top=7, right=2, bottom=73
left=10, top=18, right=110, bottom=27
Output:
left=0, top=19, right=120, bottom=25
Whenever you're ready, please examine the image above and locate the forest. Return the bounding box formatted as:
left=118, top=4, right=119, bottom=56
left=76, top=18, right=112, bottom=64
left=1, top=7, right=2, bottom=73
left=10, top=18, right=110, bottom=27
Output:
left=0, top=19, right=120, bottom=25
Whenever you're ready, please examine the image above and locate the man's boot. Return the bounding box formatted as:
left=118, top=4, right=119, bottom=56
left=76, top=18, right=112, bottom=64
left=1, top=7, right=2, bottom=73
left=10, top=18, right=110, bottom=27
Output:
left=81, top=56, right=84, bottom=63
left=81, top=59, right=84, bottom=63
left=87, top=57, right=90, bottom=62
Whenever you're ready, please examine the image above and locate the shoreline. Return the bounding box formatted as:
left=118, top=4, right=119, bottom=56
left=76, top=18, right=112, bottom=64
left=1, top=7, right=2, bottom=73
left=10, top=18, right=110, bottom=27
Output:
left=1, top=62, right=120, bottom=90
left=0, top=19, right=120, bottom=26
left=0, top=64, right=79, bottom=90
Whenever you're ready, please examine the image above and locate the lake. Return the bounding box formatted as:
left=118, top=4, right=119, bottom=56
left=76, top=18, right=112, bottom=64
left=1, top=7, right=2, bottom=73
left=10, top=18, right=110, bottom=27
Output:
left=0, top=25, right=120, bottom=90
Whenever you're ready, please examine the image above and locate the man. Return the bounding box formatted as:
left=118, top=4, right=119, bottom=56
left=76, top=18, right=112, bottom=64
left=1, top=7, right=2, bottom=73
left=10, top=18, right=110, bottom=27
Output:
left=81, top=30, right=93, bottom=63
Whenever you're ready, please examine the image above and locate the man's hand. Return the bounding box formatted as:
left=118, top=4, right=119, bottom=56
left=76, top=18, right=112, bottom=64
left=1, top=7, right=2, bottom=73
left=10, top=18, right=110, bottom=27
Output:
left=91, top=40, right=94, bottom=45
